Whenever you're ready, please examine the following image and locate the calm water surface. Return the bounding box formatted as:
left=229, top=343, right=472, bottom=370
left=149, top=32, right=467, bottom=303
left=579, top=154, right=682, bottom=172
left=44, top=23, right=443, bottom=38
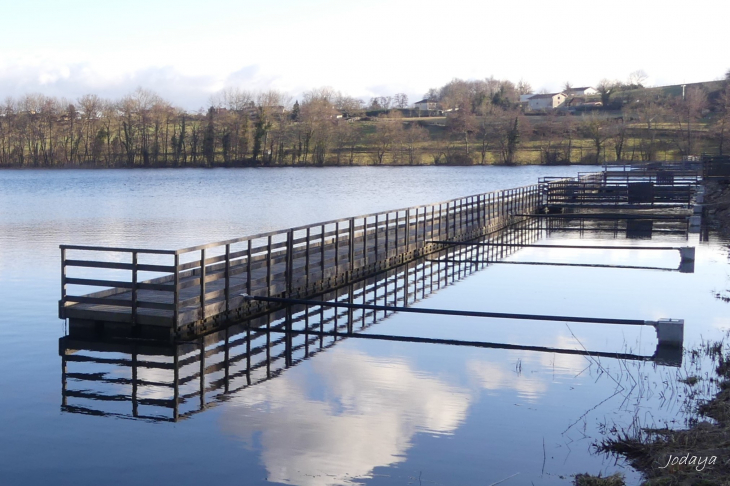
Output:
left=1, top=166, right=729, bottom=486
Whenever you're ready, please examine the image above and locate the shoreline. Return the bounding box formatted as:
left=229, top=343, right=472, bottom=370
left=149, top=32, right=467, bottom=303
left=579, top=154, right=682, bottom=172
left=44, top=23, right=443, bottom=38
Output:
left=578, top=180, right=730, bottom=486
left=0, top=161, right=601, bottom=170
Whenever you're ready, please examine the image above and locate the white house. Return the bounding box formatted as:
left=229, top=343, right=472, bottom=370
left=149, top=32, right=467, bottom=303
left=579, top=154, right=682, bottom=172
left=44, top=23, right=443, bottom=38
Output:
left=527, top=93, right=567, bottom=111
left=565, top=87, right=598, bottom=97
left=413, top=99, right=439, bottom=111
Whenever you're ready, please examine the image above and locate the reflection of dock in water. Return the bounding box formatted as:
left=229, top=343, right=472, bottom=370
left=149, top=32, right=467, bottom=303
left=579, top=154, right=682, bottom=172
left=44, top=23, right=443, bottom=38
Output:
left=60, top=220, right=682, bottom=422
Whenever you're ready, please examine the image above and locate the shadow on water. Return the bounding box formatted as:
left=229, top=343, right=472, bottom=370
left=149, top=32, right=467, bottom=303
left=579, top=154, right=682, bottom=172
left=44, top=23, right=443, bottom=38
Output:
left=60, top=219, right=686, bottom=423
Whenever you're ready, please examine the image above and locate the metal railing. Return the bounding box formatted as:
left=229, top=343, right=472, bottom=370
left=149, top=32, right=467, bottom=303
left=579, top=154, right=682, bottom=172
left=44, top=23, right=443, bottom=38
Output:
left=60, top=184, right=542, bottom=331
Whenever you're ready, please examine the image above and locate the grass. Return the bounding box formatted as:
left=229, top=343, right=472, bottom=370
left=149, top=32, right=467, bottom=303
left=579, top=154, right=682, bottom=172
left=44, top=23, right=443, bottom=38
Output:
left=595, top=335, right=730, bottom=486
left=574, top=473, right=626, bottom=486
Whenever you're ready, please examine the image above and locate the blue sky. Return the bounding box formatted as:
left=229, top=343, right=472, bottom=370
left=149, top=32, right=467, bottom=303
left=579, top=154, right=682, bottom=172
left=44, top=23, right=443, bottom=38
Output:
left=1, top=0, right=726, bottom=109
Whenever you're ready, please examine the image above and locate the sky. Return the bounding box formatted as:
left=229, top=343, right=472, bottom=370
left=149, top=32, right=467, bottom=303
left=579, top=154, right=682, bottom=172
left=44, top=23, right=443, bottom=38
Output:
left=0, top=0, right=727, bottom=110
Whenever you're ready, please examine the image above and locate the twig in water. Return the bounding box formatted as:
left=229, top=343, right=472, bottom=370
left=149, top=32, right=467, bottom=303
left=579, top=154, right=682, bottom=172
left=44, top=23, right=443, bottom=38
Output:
left=488, top=472, right=520, bottom=486
left=566, top=324, right=624, bottom=391
left=542, top=437, right=546, bottom=475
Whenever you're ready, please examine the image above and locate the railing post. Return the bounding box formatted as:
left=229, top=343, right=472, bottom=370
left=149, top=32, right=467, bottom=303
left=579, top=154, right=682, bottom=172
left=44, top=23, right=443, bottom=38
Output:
left=374, top=214, right=379, bottom=260
left=286, top=230, right=294, bottom=295
left=246, top=239, right=252, bottom=296
left=362, top=217, right=367, bottom=267
left=132, top=251, right=138, bottom=327
left=385, top=213, right=390, bottom=257
left=445, top=202, right=450, bottom=239
left=60, top=247, right=67, bottom=318
left=173, top=253, right=180, bottom=328
left=305, top=227, right=311, bottom=290
left=395, top=211, right=399, bottom=253
left=320, top=224, right=325, bottom=282
left=348, top=218, right=355, bottom=273
left=406, top=209, right=411, bottom=251
left=266, top=236, right=272, bottom=297
left=225, top=244, right=231, bottom=313
left=419, top=207, right=424, bottom=244
left=335, top=222, right=340, bottom=271
left=200, top=249, right=206, bottom=320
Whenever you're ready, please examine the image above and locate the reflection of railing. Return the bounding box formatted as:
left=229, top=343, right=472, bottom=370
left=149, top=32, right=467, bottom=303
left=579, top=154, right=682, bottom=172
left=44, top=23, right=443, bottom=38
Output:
left=59, top=220, right=683, bottom=422
left=540, top=213, right=691, bottom=239
left=60, top=185, right=541, bottom=336
left=60, top=221, right=542, bottom=422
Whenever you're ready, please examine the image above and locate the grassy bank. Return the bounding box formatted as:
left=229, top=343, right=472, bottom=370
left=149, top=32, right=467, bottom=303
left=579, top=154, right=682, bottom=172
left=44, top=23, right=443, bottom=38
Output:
left=576, top=182, right=730, bottom=485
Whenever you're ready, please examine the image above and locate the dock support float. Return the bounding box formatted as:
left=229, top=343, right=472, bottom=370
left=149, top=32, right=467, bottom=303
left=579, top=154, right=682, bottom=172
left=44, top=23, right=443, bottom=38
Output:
left=646, top=318, right=685, bottom=347
left=242, top=295, right=684, bottom=348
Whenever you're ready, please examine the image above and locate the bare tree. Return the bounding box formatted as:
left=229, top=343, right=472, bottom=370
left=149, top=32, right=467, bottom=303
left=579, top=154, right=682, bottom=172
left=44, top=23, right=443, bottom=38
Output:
left=446, top=107, right=476, bottom=160
left=625, top=91, right=667, bottom=161
left=609, top=118, right=628, bottom=161
left=596, top=79, right=619, bottom=107
left=711, top=84, right=730, bottom=155
left=371, top=114, right=403, bottom=164
left=672, top=86, right=708, bottom=156
left=516, top=79, right=533, bottom=96
left=402, top=123, right=429, bottom=165
left=335, top=95, right=364, bottom=118
left=579, top=114, right=612, bottom=163
left=490, top=111, right=526, bottom=165
left=423, top=88, right=439, bottom=101
left=627, top=70, right=648, bottom=88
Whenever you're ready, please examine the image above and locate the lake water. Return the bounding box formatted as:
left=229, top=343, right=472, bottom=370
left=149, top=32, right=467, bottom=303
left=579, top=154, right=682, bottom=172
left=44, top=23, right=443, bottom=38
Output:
left=1, top=166, right=729, bottom=486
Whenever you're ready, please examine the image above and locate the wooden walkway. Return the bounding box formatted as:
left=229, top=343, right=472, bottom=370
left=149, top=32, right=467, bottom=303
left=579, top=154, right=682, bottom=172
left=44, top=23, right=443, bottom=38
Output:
left=59, top=220, right=552, bottom=422
left=60, top=185, right=541, bottom=338
left=59, top=165, right=701, bottom=339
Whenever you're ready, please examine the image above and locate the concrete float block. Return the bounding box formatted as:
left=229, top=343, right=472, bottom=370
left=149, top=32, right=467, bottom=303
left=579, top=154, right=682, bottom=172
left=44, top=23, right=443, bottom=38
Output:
left=678, top=259, right=695, bottom=273
left=688, top=215, right=701, bottom=233
left=652, top=343, right=684, bottom=367
left=679, top=247, right=696, bottom=262
left=647, top=318, right=684, bottom=347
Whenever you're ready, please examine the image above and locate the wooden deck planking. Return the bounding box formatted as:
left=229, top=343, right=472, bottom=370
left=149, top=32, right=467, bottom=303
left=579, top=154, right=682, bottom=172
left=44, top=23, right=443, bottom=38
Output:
left=59, top=185, right=547, bottom=336
left=65, top=216, right=453, bottom=327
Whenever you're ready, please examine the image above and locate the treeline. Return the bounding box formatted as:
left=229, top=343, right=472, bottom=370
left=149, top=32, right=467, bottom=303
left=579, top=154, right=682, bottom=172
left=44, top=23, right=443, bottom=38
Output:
left=0, top=74, right=728, bottom=168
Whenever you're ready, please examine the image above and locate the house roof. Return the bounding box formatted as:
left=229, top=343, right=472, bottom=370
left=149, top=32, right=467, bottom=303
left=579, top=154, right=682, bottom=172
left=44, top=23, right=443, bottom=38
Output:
left=414, top=99, right=437, bottom=104
left=566, top=87, right=594, bottom=92
left=529, top=93, right=564, bottom=100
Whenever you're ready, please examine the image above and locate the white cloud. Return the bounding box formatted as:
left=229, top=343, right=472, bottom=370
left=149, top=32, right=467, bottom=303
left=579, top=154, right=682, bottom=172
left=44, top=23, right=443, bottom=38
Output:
left=1, top=0, right=726, bottom=109
left=221, top=348, right=471, bottom=486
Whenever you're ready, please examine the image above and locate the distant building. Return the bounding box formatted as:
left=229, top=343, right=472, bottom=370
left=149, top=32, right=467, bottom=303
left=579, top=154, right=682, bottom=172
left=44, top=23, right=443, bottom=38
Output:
left=527, top=93, right=567, bottom=111
left=413, top=99, right=439, bottom=111
left=565, top=87, right=598, bottom=97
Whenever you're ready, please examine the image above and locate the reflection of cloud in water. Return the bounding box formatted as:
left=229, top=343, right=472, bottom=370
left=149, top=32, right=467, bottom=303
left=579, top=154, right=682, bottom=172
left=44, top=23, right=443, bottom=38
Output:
left=710, top=316, right=730, bottom=331
left=536, top=335, right=591, bottom=376
left=467, top=359, right=548, bottom=402
left=221, top=348, right=471, bottom=486
left=467, top=334, right=599, bottom=402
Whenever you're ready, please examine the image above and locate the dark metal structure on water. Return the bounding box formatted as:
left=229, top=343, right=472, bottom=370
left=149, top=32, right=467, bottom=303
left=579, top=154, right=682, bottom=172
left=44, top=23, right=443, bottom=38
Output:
left=60, top=226, right=683, bottom=422
left=59, top=162, right=703, bottom=341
